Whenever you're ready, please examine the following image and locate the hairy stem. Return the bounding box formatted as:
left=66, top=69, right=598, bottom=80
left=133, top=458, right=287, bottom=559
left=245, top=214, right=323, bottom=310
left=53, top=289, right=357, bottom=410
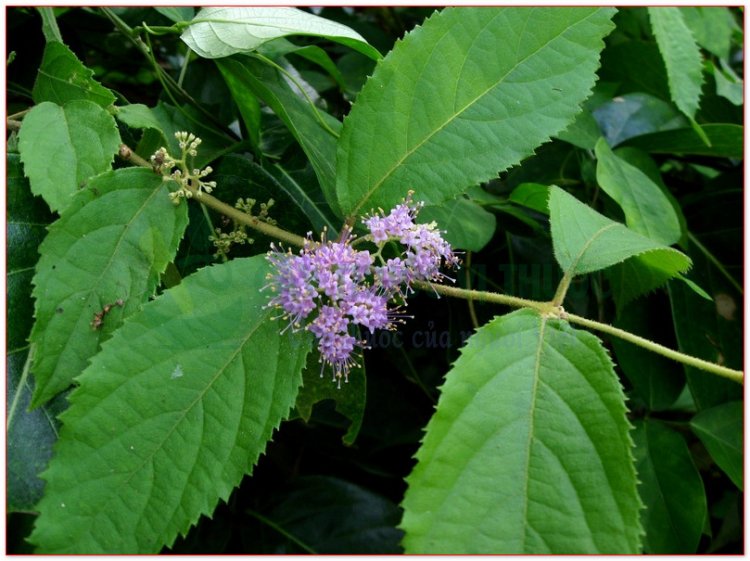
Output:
left=419, top=281, right=743, bottom=384
left=117, top=142, right=744, bottom=384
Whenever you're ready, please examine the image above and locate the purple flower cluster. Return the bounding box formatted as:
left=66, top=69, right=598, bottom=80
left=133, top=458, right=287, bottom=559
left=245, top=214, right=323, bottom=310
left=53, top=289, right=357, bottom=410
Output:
left=266, top=194, right=458, bottom=386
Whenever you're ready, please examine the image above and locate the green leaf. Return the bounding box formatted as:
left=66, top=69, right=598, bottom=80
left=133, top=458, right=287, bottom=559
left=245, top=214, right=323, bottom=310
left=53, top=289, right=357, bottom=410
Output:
left=712, top=60, right=743, bottom=106
left=266, top=164, right=338, bottom=235
left=594, top=138, right=681, bottom=245
left=295, top=351, right=366, bottom=446
left=155, top=6, right=194, bottom=23
left=610, top=297, right=685, bottom=410
left=18, top=100, right=121, bottom=213
left=509, top=183, right=551, bottom=215
left=215, top=61, right=261, bottom=149
left=555, top=109, right=601, bottom=149
left=216, top=57, right=342, bottom=215
left=622, top=124, right=742, bottom=159
left=181, top=7, right=380, bottom=61
left=401, top=309, right=641, bottom=553
left=592, top=92, right=687, bottom=147
left=32, top=41, right=115, bottom=108
left=336, top=7, right=616, bottom=217
left=690, top=401, right=743, bottom=490
left=29, top=256, right=312, bottom=553
left=37, top=7, right=62, bottom=43
left=548, top=186, right=690, bottom=278
left=115, top=103, right=166, bottom=134
left=418, top=197, right=496, bottom=252
left=632, top=419, right=707, bottom=553
left=259, top=38, right=346, bottom=91
left=681, top=7, right=737, bottom=60
left=258, top=476, right=403, bottom=553
left=29, top=168, right=188, bottom=407
left=648, top=8, right=705, bottom=120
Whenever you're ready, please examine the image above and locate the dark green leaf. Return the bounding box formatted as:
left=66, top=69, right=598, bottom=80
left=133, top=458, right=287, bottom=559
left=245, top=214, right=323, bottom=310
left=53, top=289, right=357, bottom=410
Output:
left=401, top=309, right=641, bottom=553
left=610, top=297, right=685, bottom=410
left=29, top=256, right=312, bottom=553
left=215, top=57, right=342, bottom=215
left=336, top=7, right=616, bottom=217
left=632, top=419, right=707, bottom=553
left=29, top=168, right=188, bottom=407
left=508, top=183, right=551, bottom=215
left=32, top=41, right=115, bottom=108
left=691, top=401, right=743, bottom=489
left=259, top=476, right=403, bottom=553
left=418, top=197, right=496, bottom=252
left=18, top=100, right=121, bottom=213
left=622, top=124, right=742, bottom=159
left=295, top=349, right=366, bottom=446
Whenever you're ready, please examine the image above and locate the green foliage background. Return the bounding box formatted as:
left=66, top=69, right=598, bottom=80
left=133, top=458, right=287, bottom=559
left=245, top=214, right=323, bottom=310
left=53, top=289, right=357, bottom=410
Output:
left=7, top=6, right=743, bottom=554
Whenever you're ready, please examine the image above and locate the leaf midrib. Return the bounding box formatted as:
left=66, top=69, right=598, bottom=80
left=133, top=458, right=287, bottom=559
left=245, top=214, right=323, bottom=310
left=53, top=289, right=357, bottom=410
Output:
left=348, top=9, right=598, bottom=217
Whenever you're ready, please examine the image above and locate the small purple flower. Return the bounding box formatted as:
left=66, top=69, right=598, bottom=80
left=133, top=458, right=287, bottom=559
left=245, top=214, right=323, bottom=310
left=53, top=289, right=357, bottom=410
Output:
left=267, top=193, right=459, bottom=386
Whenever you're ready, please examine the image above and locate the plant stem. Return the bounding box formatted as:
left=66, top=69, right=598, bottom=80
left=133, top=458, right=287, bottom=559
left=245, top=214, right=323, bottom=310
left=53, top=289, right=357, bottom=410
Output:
left=464, top=252, right=479, bottom=329
left=418, top=281, right=743, bottom=384
left=117, top=143, right=744, bottom=384
left=118, top=144, right=308, bottom=248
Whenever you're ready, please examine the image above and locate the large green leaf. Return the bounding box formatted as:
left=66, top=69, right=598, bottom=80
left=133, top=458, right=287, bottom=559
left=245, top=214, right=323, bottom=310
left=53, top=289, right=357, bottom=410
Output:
left=594, top=138, right=681, bottom=245
left=29, top=257, right=312, bottom=553
left=690, top=401, right=743, bottom=490
left=648, top=8, right=705, bottom=120
left=400, top=308, right=641, bottom=553
left=548, top=186, right=690, bottom=278
left=181, top=7, right=380, bottom=61
left=18, top=100, right=121, bottom=213
left=632, top=419, right=707, bottom=553
left=216, top=57, right=342, bottom=215
left=336, top=7, right=616, bottom=218
left=32, top=41, right=115, bottom=108
left=29, top=168, right=188, bottom=407
left=418, top=197, right=496, bottom=252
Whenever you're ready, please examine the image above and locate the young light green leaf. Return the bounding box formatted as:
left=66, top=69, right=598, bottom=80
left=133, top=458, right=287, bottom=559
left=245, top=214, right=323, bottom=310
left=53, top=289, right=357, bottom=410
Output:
left=32, top=41, right=116, bottom=108
left=18, top=100, right=121, bottom=213
left=181, top=7, right=380, bottom=61
left=216, top=57, right=342, bottom=215
left=690, top=401, right=743, bottom=490
left=632, top=419, right=707, bottom=553
left=549, top=186, right=690, bottom=279
left=418, top=197, right=496, bottom=252
left=401, top=309, right=641, bottom=554
left=29, top=168, right=188, bottom=407
left=336, top=7, right=616, bottom=218
left=595, top=138, right=681, bottom=245
left=648, top=8, right=705, bottom=120
left=29, top=257, right=312, bottom=553
left=623, top=124, right=742, bottom=159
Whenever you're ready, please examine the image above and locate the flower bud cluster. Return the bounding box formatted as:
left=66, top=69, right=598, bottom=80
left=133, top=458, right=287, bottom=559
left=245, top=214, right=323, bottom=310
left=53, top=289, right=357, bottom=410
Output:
left=266, top=193, right=459, bottom=386
left=150, top=132, right=216, bottom=204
